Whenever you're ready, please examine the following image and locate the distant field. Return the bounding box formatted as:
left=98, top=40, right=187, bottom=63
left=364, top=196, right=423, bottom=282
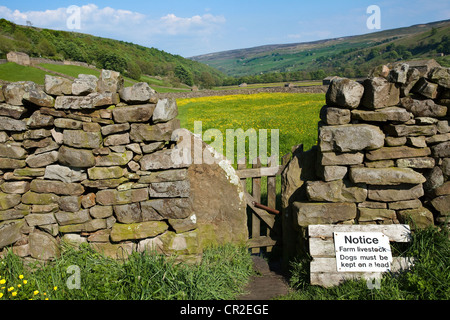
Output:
left=212, top=80, right=322, bottom=91
left=0, top=62, right=48, bottom=85
left=39, top=63, right=101, bottom=78
left=177, top=92, right=325, bottom=165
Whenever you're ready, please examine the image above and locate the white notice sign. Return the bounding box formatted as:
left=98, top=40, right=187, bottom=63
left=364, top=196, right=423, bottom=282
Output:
left=334, top=232, right=393, bottom=272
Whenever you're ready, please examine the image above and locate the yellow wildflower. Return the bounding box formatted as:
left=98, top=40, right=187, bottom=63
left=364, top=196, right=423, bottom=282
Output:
left=7, top=286, right=14, bottom=292
left=11, top=292, right=17, bottom=297
left=0, top=279, right=5, bottom=285
left=33, top=290, right=39, bottom=295
left=0, top=293, right=3, bottom=298
left=19, top=275, right=24, bottom=279
left=23, top=280, right=28, bottom=285
left=17, top=284, right=21, bottom=288
left=53, top=286, right=58, bottom=291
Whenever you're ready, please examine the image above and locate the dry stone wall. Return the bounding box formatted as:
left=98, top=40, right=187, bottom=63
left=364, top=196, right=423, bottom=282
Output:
left=0, top=70, right=248, bottom=263
left=283, top=59, right=449, bottom=258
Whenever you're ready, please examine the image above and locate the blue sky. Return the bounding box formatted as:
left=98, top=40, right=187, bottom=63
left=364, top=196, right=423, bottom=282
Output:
left=1, top=1, right=449, bottom=57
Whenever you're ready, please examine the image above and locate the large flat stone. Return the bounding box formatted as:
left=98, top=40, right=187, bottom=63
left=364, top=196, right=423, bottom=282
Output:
left=319, top=124, right=385, bottom=152
left=110, top=221, right=168, bottom=242
left=349, top=167, right=426, bottom=185
left=358, top=208, right=397, bottom=223
left=25, top=151, right=59, bottom=168
left=351, top=106, right=411, bottom=122
left=58, top=145, right=96, bottom=168
left=21, top=191, right=60, bottom=205
left=25, top=213, right=57, bottom=227
left=54, top=93, right=110, bottom=110
left=30, top=180, right=84, bottom=196
left=319, top=151, right=364, bottom=166
left=0, top=144, right=27, bottom=159
left=55, top=210, right=91, bottom=226
left=63, top=130, right=102, bottom=149
left=306, top=180, right=367, bottom=203
left=368, top=184, right=424, bottom=202
left=140, top=149, right=190, bottom=170
left=294, top=202, right=357, bottom=227
left=112, top=104, right=156, bottom=123
left=95, top=151, right=133, bottom=167
left=140, top=198, right=193, bottom=220
left=0, top=158, right=26, bottom=169
left=88, top=166, right=124, bottom=180
left=0, top=103, right=26, bottom=119
left=396, top=157, right=435, bottom=169
left=384, top=124, right=437, bottom=137
left=130, top=119, right=180, bottom=142
left=0, top=192, right=22, bottom=210
left=400, top=97, right=447, bottom=117
left=44, top=164, right=87, bottom=183
left=148, top=180, right=190, bottom=198
left=0, top=116, right=27, bottom=131
left=96, top=188, right=149, bottom=206
left=366, top=146, right=431, bottom=161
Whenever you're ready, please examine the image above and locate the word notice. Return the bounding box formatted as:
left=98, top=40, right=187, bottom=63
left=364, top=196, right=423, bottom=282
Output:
left=334, top=232, right=392, bottom=272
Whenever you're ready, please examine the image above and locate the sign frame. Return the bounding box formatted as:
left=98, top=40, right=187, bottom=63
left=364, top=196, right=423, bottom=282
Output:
left=334, top=232, right=393, bottom=273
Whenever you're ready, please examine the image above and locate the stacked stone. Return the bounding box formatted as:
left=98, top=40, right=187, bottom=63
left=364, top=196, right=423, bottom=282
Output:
left=293, top=60, right=449, bottom=230
left=0, top=70, right=199, bottom=261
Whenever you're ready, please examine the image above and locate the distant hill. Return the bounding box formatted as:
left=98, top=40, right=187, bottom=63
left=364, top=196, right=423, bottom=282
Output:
left=0, top=18, right=225, bottom=89
left=190, top=19, right=450, bottom=82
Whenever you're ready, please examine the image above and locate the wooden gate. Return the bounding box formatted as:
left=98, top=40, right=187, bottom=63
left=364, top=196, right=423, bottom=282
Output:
left=236, top=156, right=287, bottom=254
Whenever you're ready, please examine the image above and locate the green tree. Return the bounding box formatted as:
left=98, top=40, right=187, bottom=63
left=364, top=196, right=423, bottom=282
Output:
left=36, top=38, right=57, bottom=57
left=174, top=65, right=194, bottom=86
left=199, top=71, right=215, bottom=89
left=98, top=52, right=127, bottom=73
left=126, top=60, right=142, bottom=81
left=61, top=42, right=85, bottom=62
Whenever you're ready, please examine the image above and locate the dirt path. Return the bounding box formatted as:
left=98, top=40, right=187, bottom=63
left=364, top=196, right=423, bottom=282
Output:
left=238, top=256, right=291, bottom=300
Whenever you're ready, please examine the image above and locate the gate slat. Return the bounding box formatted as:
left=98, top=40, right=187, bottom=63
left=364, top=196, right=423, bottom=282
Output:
left=251, top=158, right=262, bottom=254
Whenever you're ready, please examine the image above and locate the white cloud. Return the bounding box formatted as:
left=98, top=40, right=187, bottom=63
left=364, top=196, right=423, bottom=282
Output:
left=158, top=13, right=226, bottom=36
left=0, top=4, right=225, bottom=39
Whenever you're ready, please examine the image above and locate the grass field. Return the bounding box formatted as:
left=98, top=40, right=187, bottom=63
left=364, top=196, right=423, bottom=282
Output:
left=177, top=92, right=325, bottom=165
left=0, top=62, right=48, bottom=85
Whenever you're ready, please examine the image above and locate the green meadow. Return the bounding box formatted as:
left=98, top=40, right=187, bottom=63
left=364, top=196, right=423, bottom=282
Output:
left=177, top=92, right=325, bottom=165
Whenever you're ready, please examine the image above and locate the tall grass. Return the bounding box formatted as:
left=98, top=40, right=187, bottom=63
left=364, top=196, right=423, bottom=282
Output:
left=282, top=226, right=449, bottom=300
left=0, top=243, right=253, bottom=300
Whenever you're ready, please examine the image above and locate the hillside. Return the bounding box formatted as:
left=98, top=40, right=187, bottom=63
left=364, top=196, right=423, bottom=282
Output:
left=191, top=19, right=450, bottom=81
left=0, top=18, right=225, bottom=89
